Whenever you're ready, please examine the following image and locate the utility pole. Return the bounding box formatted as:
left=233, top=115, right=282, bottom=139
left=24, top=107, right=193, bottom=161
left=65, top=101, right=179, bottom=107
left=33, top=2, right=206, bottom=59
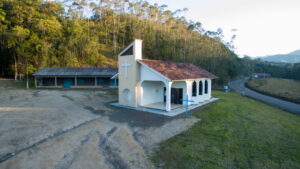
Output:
left=19, top=62, right=29, bottom=89
left=26, top=61, right=29, bottom=89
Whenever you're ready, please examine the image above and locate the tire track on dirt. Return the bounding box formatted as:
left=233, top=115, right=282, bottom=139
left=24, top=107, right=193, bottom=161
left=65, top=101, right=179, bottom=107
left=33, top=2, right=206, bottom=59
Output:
left=55, top=129, right=96, bottom=169
left=97, top=128, right=130, bottom=169
left=0, top=117, right=101, bottom=163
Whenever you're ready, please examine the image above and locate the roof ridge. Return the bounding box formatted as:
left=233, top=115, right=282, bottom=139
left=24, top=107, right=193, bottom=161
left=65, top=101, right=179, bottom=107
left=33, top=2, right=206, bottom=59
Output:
left=138, top=59, right=217, bottom=80
left=33, top=67, right=118, bottom=76
left=140, top=59, right=193, bottom=65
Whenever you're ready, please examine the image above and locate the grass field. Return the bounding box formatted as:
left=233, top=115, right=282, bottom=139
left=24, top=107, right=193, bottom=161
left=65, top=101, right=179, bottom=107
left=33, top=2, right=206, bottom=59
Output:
left=151, top=91, right=300, bottom=169
left=246, top=78, right=300, bottom=103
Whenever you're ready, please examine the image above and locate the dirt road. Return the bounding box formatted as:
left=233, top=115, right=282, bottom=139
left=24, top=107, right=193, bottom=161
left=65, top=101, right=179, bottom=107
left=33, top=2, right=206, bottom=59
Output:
left=0, top=80, right=199, bottom=168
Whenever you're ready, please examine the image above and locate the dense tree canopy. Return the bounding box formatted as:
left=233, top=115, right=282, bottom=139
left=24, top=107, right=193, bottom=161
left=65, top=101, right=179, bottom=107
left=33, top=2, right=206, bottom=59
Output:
left=0, top=0, right=298, bottom=84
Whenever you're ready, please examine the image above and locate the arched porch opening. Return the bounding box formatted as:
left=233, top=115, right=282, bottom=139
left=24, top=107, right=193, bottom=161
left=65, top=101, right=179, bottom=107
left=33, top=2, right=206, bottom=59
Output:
left=140, top=80, right=187, bottom=111
left=140, top=81, right=165, bottom=109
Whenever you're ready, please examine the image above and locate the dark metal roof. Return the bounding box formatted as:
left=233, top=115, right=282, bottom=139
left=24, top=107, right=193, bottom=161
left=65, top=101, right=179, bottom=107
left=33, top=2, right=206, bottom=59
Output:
left=138, top=59, right=218, bottom=80
left=33, top=67, right=118, bottom=77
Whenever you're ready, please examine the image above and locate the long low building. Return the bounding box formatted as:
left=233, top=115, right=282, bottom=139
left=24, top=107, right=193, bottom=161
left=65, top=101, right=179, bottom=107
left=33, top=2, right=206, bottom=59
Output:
left=33, top=67, right=118, bottom=88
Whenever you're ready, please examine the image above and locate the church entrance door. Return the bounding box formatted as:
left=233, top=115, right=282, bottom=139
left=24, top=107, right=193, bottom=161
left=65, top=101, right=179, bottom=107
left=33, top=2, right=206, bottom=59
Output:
left=164, top=88, right=183, bottom=104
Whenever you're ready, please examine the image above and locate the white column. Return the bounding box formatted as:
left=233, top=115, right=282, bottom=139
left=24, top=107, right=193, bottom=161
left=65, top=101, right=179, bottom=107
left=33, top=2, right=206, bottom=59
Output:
left=137, top=81, right=142, bottom=106
left=165, top=81, right=172, bottom=112
left=75, top=77, right=77, bottom=86
left=55, top=77, right=57, bottom=87
left=185, top=81, right=193, bottom=105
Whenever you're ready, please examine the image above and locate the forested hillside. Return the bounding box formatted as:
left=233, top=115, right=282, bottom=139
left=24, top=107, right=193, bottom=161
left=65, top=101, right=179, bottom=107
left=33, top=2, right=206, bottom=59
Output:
left=0, top=0, right=299, bottom=84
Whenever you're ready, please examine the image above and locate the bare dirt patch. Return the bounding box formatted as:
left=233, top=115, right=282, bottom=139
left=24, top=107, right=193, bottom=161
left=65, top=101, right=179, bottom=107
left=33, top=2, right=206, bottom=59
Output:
left=0, top=80, right=200, bottom=168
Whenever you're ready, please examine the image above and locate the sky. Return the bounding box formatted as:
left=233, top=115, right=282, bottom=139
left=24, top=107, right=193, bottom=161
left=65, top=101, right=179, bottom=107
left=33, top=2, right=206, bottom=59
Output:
left=147, top=0, right=300, bottom=57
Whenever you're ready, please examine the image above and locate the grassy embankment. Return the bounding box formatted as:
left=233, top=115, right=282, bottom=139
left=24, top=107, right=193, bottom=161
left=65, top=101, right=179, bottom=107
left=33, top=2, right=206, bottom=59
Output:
left=0, top=78, right=35, bottom=89
left=151, top=91, right=300, bottom=169
left=246, top=77, right=300, bottom=104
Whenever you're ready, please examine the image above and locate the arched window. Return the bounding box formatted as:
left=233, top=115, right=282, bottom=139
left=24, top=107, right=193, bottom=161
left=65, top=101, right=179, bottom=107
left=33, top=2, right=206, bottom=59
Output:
left=192, top=81, right=197, bottom=96
left=205, top=80, right=208, bottom=94
left=199, top=81, right=203, bottom=95
left=123, top=89, right=132, bottom=102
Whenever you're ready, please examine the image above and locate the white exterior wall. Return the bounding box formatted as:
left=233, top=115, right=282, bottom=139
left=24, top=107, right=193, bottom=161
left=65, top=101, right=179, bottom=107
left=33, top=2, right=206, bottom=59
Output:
left=203, top=79, right=211, bottom=101
left=198, top=79, right=206, bottom=102
left=184, top=79, right=212, bottom=103
left=190, top=80, right=198, bottom=104
left=140, top=64, right=168, bottom=83
left=118, top=40, right=142, bottom=108
left=208, top=79, right=212, bottom=99
left=140, top=81, right=164, bottom=106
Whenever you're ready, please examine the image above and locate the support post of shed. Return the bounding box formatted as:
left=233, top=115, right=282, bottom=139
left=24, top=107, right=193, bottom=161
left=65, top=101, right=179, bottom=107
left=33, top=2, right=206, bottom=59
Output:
left=95, top=77, right=97, bottom=86
left=75, top=76, right=77, bottom=86
left=35, top=77, right=37, bottom=88
left=55, top=77, right=57, bottom=87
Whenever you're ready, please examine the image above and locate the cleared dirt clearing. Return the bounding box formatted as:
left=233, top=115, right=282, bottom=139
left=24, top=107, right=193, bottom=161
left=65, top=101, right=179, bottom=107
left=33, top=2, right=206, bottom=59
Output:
left=0, top=80, right=200, bottom=168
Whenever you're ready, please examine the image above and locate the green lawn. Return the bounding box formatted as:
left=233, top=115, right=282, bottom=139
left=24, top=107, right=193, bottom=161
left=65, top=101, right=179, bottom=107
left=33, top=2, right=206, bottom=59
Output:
left=151, top=91, right=300, bottom=169
left=246, top=78, right=300, bottom=104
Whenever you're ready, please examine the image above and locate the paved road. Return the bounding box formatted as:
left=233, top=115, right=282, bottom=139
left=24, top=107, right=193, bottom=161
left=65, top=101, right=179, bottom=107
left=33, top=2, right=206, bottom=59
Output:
left=229, top=79, right=300, bottom=115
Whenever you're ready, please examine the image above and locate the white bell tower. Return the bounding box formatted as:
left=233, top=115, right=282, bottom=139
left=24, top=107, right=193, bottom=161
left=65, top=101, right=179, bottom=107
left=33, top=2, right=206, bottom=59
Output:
left=118, top=39, right=142, bottom=107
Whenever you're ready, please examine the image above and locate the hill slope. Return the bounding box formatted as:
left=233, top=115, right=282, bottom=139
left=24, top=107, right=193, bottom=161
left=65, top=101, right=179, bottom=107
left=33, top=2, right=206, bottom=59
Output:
left=259, top=50, right=300, bottom=63
left=0, top=0, right=239, bottom=84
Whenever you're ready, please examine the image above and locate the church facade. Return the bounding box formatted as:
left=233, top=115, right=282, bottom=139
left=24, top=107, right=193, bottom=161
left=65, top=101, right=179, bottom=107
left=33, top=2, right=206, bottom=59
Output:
left=118, top=39, right=217, bottom=112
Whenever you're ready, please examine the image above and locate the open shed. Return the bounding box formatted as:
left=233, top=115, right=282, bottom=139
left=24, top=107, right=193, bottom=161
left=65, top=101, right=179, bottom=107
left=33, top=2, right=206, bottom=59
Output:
left=33, top=67, right=118, bottom=88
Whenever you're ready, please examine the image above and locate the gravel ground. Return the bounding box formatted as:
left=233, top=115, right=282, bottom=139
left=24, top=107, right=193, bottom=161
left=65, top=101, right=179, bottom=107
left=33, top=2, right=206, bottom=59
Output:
left=0, top=80, right=200, bottom=169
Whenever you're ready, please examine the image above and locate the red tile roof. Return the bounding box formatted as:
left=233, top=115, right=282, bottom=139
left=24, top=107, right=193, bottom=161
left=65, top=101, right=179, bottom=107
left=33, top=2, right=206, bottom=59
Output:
left=138, top=59, right=218, bottom=81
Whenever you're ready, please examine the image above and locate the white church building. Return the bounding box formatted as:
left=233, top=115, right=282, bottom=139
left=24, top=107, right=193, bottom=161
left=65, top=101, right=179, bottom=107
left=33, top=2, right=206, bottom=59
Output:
left=117, top=39, right=217, bottom=112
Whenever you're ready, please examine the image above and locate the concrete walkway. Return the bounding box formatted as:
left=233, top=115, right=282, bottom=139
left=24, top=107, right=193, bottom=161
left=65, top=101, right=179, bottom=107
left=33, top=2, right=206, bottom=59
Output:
left=229, top=78, right=300, bottom=115
left=111, top=98, right=219, bottom=117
